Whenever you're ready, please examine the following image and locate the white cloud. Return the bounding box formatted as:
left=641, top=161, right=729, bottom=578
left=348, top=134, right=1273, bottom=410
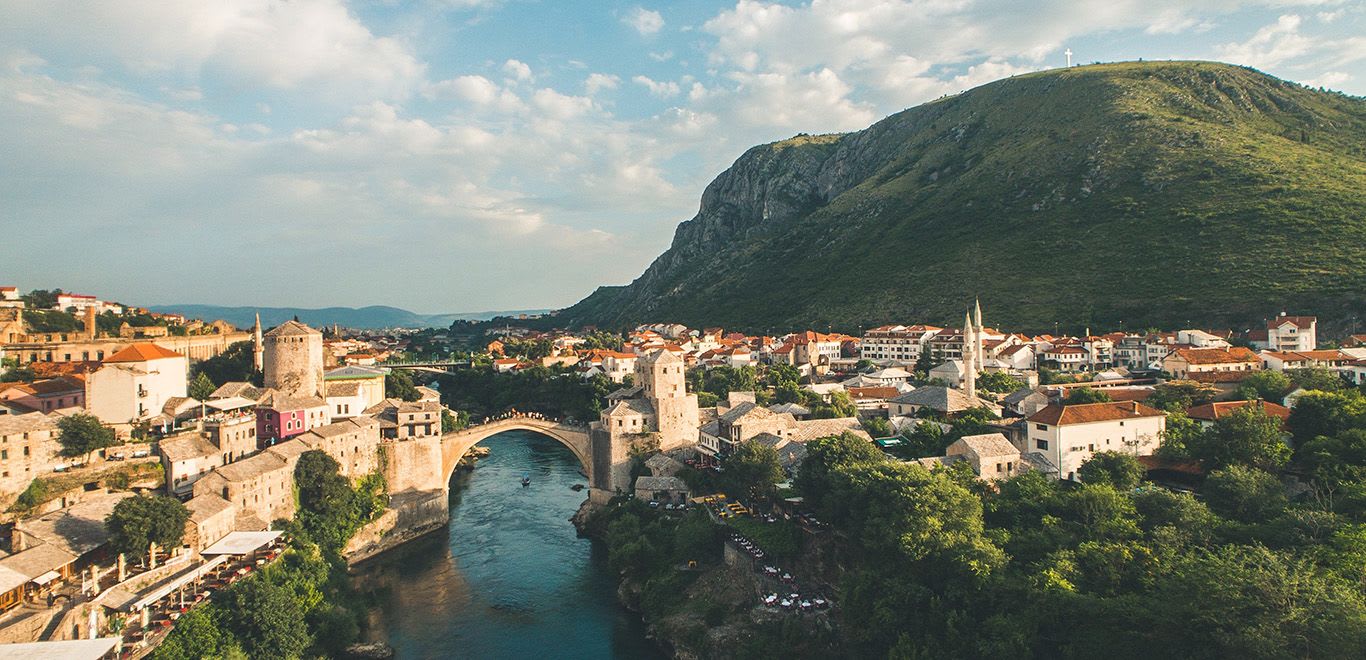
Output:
left=584, top=73, right=620, bottom=95
left=502, top=58, right=533, bottom=82
left=0, top=0, right=424, bottom=99
left=624, top=7, right=665, bottom=36
left=1305, top=70, right=1350, bottom=88
left=633, top=75, right=681, bottom=98
left=1217, top=14, right=1312, bottom=69
left=531, top=88, right=594, bottom=120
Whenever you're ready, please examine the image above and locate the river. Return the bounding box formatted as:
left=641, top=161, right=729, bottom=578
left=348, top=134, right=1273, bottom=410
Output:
left=354, top=430, right=663, bottom=659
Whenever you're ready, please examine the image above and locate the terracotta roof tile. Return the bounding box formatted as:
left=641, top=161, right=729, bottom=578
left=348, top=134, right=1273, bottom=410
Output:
left=1028, top=401, right=1165, bottom=425
left=104, top=343, right=184, bottom=363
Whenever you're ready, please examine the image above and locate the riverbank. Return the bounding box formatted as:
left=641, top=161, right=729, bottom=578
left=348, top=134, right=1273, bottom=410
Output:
left=577, top=498, right=843, bottom=659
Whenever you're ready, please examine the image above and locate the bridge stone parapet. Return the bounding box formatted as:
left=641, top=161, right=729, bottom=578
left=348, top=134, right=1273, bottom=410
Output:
left=440, top=415, right=602, bottom=490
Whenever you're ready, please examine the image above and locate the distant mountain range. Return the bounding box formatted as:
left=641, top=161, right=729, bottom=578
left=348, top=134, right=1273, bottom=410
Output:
left=560, top=61, right=1366, bottom=334
left=147, top=305, right=553, bottom=330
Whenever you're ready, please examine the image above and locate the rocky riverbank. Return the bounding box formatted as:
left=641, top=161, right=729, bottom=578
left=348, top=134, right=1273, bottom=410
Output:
left=576, top=500, right=842, bottom=659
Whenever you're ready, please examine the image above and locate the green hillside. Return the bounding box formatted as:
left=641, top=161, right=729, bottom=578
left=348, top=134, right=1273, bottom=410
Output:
left=563, top=61, right=1366, bottom=334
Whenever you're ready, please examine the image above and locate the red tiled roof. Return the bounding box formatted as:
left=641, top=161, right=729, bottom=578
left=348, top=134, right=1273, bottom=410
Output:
left=1269, top=316, right=1315, bottom=330
left=1028, top=401, right=1166, bottom=426
left=104, top=343, right=184, bottom=363
left=1186, top=400, right=1290, bottom=423
left=1171, top=346, right=1259, bottom=365
left=848, top=386, right=901, bottom=400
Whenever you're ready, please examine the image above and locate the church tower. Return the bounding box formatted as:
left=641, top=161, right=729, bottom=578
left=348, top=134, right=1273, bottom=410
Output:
left=962, top=310, right=977, bottom=400
left=252, top=313, right=264, bottom=372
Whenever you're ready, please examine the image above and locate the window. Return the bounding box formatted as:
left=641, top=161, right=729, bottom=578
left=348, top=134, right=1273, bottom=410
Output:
left=1088, top=444, right=1095, bottom=451
left=1035, top=439, right=1049, bottom=450
left=1035, top=423, right=1047, bottom=431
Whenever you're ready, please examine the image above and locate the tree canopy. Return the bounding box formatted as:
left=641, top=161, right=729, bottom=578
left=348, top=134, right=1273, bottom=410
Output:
left=105, top=495, right=190, bottom=561
left=57, top=413, right=116, bottom=460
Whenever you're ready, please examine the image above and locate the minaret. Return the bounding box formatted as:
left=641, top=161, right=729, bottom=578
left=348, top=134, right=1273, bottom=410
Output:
left=962, top=310, right=977, bottom=400
left=252, top=313, right=264, bottom=372
left=973, top=298, right=985, bottom=366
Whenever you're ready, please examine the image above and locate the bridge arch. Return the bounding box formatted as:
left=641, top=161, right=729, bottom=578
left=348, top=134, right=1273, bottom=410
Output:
left=440, top=417, right=594, bottom=487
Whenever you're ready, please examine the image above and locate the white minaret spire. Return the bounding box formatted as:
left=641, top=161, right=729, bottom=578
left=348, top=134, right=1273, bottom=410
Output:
left=973, top=298, right=985, bottom=367
left=252, top=312, right=264, bottom=372
left=1065, top=48, right=1073, bottom=67
left=962, top=309, right=977, bottom=400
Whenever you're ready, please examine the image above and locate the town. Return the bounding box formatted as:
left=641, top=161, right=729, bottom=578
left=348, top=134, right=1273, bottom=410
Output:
left=2, top=284, right=1365, bottom=657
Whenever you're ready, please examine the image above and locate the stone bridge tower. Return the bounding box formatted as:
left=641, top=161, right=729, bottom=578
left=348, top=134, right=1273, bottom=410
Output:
left=641, top=350, right=699, bottom=451
left=263, top=320, right=324, bottom=399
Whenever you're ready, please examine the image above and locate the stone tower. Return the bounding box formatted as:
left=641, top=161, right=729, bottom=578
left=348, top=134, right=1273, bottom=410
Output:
left=252, top=313, right=264, bottom=372
left=638, top=349, right=700, bottom=451
left=962, top=310, right=977, bottom=400
left=263, top=320, right=324, bottom=399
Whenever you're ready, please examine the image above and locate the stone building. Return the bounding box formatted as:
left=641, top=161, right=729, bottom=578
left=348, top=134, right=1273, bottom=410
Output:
left=263, top=320, right=325, bottom=400
left=591, top=349, right=702, bottom=493
left=85, top=343, right=188, bottom=429
left=0, top=413, right=61, bottom=501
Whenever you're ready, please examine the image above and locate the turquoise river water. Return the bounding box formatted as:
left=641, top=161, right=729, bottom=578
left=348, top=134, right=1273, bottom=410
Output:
left=354, top=430, right=664, bottom=659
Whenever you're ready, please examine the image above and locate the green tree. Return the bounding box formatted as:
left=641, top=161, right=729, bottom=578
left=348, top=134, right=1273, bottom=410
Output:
left=1157, top=411, right=1203, bottom=460
left=1288, top=367, right=1348, bottom=393
left=1147, top=380, right=1218, bottom=413
left=795, top=432, right=883, bottom=515
left=1079, top=451, right=1145, bottom=490
left=1288, top=390, right=1366, bottom=446
left=384, top=369, right=421, bottom=402
left=723, top=440, right=785, bottom=499
left=56, top=413, right=116, bottom=462
left=1202, top=466, right=1286, bottom=523
left=105, top=495, right=191, bottom=561
left=861, top=416, right=892, bottom=438
left=1237, top=370, right=1292, bottom=401
left=1064, top=386, right=1112, bottom=405
left=188, top=372, right=217, bottom=401
left=0, top=358, right=35, bottom=383
left=294, top=451, right=366, bottom=554
left=976, top=370, right=1025, bottom=394
left=7, top=479, right=49, bottom=513
left=1146, top=545, right=1366, bottom=659
left=226, top=576, right=312, bottom=659
left=190, top=340, right=259, bottom=386
left=150, top=605, right=224, bottom=660
left=1189, top=404, right=1291, bottom=470
left=21, top=288, right=61, bottom=309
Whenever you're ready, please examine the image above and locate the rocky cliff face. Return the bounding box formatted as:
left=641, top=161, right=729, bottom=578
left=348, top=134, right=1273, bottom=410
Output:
left=563, top=61, right=1366, bottom=333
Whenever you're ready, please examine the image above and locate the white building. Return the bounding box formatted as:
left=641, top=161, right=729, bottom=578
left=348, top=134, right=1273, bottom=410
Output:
left=1025, top=401, right=1167, bottom=482
left=1253, top=314, right=1317, bottom=352
left=859, top=325, right=942, bottom=363
left=85, top=343, right=188, bottom=428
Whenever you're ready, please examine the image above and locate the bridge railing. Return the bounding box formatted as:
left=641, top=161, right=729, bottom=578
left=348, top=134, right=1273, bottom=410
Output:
left=457, top=411, right=589, bottom=432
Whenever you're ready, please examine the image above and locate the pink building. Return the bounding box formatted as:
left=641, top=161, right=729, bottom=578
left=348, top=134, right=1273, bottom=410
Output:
left=255, top=391, right=328, bottom=447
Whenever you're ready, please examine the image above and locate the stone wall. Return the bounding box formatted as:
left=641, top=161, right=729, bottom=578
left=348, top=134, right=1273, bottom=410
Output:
left=343, top=489, right=449, bottom=567
left=382, top=435, right=446, bottom=493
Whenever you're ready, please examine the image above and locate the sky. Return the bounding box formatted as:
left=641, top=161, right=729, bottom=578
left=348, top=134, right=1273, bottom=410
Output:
left=2, top=1, right=1362, bottom=314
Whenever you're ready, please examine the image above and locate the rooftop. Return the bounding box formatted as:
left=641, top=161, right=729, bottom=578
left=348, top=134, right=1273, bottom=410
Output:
left=1028, top=401, right=1166, bottom=426
left=103, top=343, right=183, bottom=363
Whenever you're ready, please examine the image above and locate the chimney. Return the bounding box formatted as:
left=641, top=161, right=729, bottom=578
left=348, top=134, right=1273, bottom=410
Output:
left=84, top=307, right=97, bottom=341
left=1130, top=401, right=1139, bottom=414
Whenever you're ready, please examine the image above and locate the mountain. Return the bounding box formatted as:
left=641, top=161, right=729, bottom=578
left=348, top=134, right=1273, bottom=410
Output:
left=147, top=305, right=553, bottom=330
left=561, top=61, right=1366, bottom=334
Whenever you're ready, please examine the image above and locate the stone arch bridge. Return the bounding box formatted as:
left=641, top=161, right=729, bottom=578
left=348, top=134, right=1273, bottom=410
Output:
left=440, top=416, right=597, bottom=489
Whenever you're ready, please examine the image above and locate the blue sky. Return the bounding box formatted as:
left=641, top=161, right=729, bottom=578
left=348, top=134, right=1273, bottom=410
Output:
left=2, top=1, right=1362, bottom=314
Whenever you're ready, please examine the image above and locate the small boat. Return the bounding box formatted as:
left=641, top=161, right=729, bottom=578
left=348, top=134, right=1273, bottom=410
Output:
left=521, top=472, right=531, bottom=487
